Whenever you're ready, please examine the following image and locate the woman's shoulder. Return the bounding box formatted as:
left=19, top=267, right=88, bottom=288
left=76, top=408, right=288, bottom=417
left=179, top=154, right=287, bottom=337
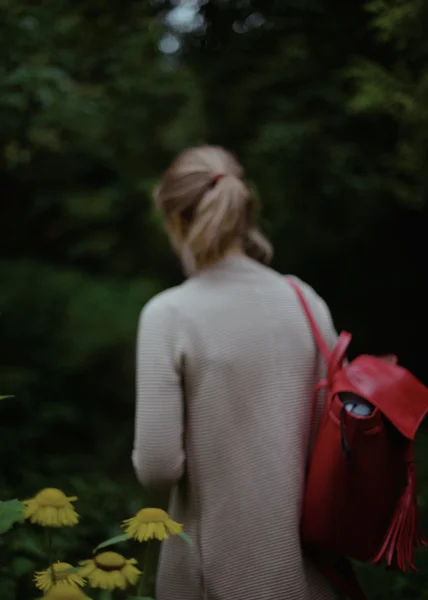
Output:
left=139, top=285, right=184, bottom=321
left=138, top=281, right=202, bottom=333
left=286, top=275, right=337, bottom=344
left=285, top=273, right=322, bottom=297
left=287, top=275, right=324, bottom=303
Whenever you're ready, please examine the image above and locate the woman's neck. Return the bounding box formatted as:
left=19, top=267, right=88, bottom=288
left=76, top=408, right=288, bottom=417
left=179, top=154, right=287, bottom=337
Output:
left=184, top=243, right=246, bottom=277
left=223, top=241, right=245, bottom=258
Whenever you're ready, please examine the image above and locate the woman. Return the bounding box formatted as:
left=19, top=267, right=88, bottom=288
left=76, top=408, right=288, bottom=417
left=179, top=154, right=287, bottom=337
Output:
left=132, top=146, right=339, bottom=600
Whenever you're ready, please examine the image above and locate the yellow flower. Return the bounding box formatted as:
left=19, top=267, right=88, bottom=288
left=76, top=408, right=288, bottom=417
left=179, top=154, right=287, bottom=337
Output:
left=34, top=562, right=85, bottom=592
left=23, top=488, right=78, bottom=527
left=79, top=551, right=141, bottom=590
left=122, top=507, right=183, bottom=542
left=42, top=585, right=92, bottom=600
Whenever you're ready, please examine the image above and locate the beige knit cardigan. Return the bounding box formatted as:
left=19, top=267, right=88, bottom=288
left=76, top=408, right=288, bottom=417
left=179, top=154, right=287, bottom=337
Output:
left=133, top=254, right=340, bottom=600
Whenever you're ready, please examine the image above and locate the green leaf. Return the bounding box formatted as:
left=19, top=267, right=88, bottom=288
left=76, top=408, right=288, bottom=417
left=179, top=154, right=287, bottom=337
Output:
left=177, top=531, right=193, bottom=547
left=0, top=395, right=14, bottom=401
left=0, top=499, right=25, bottom=534
left=10, top=555, right=34, bottom=577
left=93, top=533, right=129, bottom=552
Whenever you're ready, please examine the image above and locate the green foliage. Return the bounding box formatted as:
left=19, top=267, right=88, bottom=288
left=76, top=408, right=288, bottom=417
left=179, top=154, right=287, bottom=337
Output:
left=0, top=5, right=195, bottom=595
left=366, top=0, right=426, bottom=45
left=347, top=0, right=428, bottom=209
left=0, top=500, right=25, bottom=534
left=94, top=534, right=130, bottom=553
left=176, top=532, right=192, bottom=548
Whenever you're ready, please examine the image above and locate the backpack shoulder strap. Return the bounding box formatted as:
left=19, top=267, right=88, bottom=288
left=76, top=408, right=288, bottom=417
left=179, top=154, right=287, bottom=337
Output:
left=287, top=277, right=331, bottom=362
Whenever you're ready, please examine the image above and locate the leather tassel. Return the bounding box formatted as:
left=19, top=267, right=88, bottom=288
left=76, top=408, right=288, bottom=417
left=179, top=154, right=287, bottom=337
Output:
left=372, top=459, right=426, bottom=571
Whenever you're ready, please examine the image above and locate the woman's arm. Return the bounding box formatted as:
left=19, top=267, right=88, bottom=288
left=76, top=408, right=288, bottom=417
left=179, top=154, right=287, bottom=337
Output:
left=132, top=296, right=185, bottom=490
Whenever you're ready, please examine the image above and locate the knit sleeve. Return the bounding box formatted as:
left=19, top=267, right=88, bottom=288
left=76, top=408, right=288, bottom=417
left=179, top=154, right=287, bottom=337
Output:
left=132, top=295, right=185, bottom=489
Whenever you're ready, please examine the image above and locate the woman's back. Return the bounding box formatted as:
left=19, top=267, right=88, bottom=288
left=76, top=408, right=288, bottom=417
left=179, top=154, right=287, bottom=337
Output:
left=134, top=254, right=339, bottom=600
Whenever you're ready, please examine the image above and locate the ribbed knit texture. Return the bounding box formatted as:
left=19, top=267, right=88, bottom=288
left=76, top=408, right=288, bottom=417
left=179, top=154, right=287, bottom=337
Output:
left=133, top=254, right=339, bottom=600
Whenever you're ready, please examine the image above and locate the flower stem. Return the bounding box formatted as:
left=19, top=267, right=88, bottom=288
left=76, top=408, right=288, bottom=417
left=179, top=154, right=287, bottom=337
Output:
left=136, top=543, right=146, bottom=596
left=138, top=539, right=161, bottom=598
left=136, top=489, right=170, bottom=598
left=44, top=528, right=57, bottom=584
left=137, top=571, right=144, bottom=596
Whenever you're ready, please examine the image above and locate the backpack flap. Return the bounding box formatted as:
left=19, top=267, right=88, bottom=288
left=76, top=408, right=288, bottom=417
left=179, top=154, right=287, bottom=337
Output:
left=339, top=355, right=428, bottom=440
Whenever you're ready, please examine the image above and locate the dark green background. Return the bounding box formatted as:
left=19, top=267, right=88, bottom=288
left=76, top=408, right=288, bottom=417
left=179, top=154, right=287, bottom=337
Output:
left=1, top=1, right=428, bottom=598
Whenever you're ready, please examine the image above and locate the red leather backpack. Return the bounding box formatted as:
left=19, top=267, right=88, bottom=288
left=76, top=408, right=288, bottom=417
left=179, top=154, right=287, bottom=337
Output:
left=289, top=279, right=428, bottom=600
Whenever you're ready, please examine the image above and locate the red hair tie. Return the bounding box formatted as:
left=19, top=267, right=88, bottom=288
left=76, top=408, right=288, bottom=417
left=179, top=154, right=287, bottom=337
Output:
left=212, top=173, right=225, bottom=183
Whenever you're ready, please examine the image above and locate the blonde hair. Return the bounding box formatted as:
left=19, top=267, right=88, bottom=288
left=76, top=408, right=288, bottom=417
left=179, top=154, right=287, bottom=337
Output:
left=154, top=145, right=273, bottom=273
